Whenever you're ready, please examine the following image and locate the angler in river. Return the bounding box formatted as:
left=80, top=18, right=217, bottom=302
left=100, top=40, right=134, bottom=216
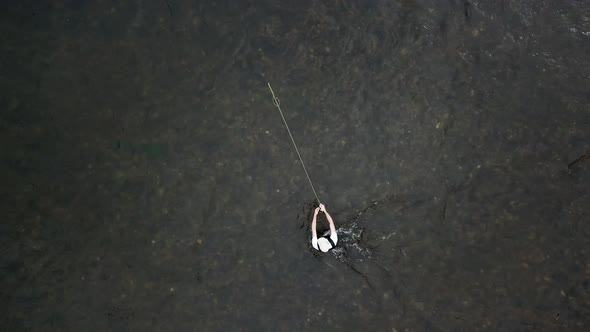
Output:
left=267, top=83, right=371, bottom=260
left=311, top=203, right=338, bottom=252
left=307, top=203, right=373, bottom=262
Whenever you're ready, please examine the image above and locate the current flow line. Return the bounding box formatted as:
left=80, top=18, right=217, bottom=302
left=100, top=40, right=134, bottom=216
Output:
left=267, top=83, right=321, bottom=204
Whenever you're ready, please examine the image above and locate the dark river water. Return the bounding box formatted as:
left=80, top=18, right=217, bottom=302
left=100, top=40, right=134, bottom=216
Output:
left=2, top=0, right=590, bottom=331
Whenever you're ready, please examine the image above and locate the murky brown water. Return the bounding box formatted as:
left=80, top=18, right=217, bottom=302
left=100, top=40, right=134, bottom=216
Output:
left=2, top=0, right=589, bottom=331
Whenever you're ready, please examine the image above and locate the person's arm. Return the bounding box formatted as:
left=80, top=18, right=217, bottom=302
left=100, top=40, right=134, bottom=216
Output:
left=311, top=207, right=320, bottom=249
left=320, top=204, right=338, bottom=244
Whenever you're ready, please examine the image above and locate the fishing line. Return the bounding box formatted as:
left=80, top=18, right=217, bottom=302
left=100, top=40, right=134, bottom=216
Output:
left=267, top=83, right=321, bottom=205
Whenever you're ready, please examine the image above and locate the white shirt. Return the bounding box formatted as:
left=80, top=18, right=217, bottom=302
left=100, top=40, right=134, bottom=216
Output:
left=312, top=231, right=338, bottom=252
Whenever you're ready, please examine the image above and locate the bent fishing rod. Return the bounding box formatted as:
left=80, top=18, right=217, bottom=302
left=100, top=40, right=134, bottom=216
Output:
left=267, top=83, right=321, bottom=205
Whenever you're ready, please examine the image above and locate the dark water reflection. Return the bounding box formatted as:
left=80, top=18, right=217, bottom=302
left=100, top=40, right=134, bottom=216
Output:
left=2, top=0, right=589, bottom=331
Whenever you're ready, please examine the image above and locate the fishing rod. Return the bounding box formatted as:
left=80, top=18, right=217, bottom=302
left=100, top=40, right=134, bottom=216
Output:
left=267, top=83, right=321, bottom=205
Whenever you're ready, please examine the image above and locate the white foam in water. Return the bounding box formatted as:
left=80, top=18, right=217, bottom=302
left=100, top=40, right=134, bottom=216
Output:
left=331, top=221, right=372, bottom=262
